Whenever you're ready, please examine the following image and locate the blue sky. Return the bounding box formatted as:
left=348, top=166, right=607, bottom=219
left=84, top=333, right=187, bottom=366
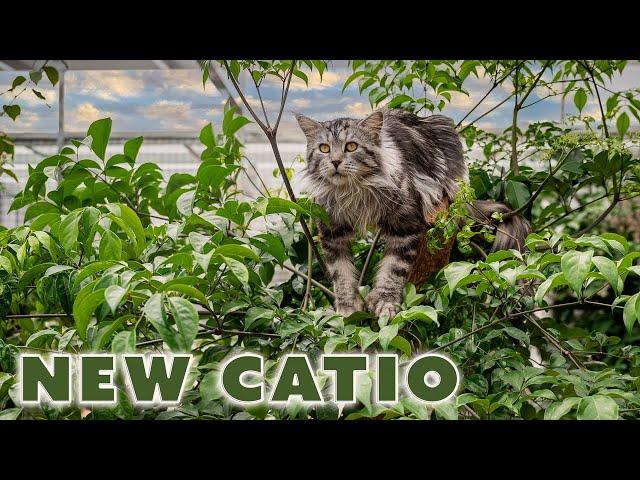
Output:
left=1, top=61, right=638, bottom=141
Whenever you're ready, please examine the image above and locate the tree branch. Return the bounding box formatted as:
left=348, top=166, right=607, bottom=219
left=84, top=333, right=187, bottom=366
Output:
left=282, top=263, right=335, bottom=299
left=221, top=60, right=328, bottom=278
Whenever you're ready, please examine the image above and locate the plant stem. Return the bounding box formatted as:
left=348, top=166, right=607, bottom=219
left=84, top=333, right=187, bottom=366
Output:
left=282, top=263, right=335, bottom=299
left=359, top=229, right=381, bottom=286
left=221, top=60, right=328, bottom=278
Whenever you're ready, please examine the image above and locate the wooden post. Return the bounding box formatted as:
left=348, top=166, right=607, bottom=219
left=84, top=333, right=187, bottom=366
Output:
left=407, top=200, right=455, bottom=287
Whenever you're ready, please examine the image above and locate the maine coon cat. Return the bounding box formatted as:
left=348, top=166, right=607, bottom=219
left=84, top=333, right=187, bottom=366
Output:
left=296, top=108, right=530, bottom=318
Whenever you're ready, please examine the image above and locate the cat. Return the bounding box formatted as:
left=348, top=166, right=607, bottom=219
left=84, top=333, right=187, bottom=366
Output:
left=296, top=108, right=531, bottom=318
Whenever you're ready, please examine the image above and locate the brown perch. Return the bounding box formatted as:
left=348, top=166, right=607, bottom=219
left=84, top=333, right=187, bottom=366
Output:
left=407, top=199, right=455, bottom=288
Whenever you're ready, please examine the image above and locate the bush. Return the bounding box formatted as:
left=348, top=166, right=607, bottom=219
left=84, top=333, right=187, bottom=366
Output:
left=1, top=60, right=640, bottom=420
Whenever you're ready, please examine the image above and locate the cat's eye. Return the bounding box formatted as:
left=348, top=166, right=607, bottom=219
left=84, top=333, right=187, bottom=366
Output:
left=319, top=144, right=330, bottom=153
left=345, top=142, right=358, bottom=152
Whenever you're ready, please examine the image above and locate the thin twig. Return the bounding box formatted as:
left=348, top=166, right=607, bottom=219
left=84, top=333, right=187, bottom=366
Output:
left=282, top=263, right=335, bottom=299
left=302, top=221, right=314, bottom=310
left=136, top=327, right=279, bottom=347
left=359, top=229, right=381, bottom=286
left=222, top=60, right=328, bottom=278
left=523, top=313, right=584, bottom=369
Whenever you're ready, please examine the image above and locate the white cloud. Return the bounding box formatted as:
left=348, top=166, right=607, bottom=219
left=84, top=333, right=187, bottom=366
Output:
left=290, top=98, right=311, bottom=109
left=141, top=99, right=192, bottom=119
left=244, top=95, right=280, bottom=112
left=138, top=99, right=212, bottom=131
left=448, top=91, right=474, bottom=109
left=344, top=102, right=372, bottom=116
left=281, top=70, right=344, bottom=91
left=68, top=71, right=145, bottom=101
left=66, top=102, right=114, bottom=131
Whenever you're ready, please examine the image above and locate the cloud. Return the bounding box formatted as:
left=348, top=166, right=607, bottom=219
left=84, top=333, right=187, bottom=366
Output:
left=243, top=95, right=280, bottom=113
left=141, top=100, right=192, bottom=119
left=287, top=70, right=344, bottom=91
left=66, top=102, right=114, bottom=131
left=448, top=91, right=475, bottom=109
left=137, top=99, right=214, bottom=131
left=68, top=71, right=145, bottom=101
left=344, top=102, right=372, bottom=116
left=290, top=98, right=311, bottom=109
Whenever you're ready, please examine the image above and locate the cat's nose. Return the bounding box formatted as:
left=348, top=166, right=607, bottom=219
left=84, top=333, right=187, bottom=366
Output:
left=331, top=160, right=341, bottom=170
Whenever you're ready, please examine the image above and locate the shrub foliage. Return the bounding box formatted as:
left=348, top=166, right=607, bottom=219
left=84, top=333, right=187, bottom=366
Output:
left=1, top=60, right=640, bottom=420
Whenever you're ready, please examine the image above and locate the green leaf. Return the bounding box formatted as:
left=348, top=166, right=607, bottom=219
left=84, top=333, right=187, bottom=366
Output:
left=561, top=250, right=593, bottom=297
left=99, top=230, right=122, bottom=261
left=73, top=288, right=107, bottom=340
left=535, top=272, right=566, bottom=303
left=503, top=327, right=529, bottom=346
left=358, top=327, right=379, bottom=351
left=379, top=324, right=399, bottom=350
left=249, top=233, right=287, bottom=264
left=43, top=265, right=74, bottom=278
left=576, top=395, right=619, bottom=420
left=11, top=76, right=26, bottom=90
left=111, top=330, right=136, bottom=353
left=574, top=89, right=587, bottom=113
left=3, top=105, right=21, bottom=121
left=26, top=329, right=58, bottom=347
left=221, top=255, right=249, bottom=287
left=0, top=255, right=13, bottom=274
left=59, top=211, right=80, bottom=252
left=0, top=408, right=23, bottom=420
left=623, top=293, right=639, bottom=335
left=29, top=70, right=42, bottom=84
left=214, top=244, right=258, bottom=261
left=244, top=307, right=274, bottom=331
left=324, top=335, right=348, bottom=354
left=87, top=118, right=112, bottom=160
left=199, top=123, right=216, bottom=149
left=444, top=262, right=476, bottom=296
left=43, top=66, right=59, bottom=86
left=505, top=180, right=530, bottom=210
left=167, top=297, right=199, bottom=351
left=107, top=204, right=146, bottom=255
left=544, top=397, right=581, bottom=420
left=72, top=261, right=121, bottom=292
left=342, top=70, right=366, bottom=93
left=200, top=370, right=223, bottom=403
left=177, top=190, right=195, bottom=216
left=592, top=256, right=620, bottom=295
left=124, top=136, right=143, bottom=161
left=389, top=335, right=412, bottom=357
left=394, top=305, right=439, bottom=325
left=104, top=285, right=126, bottom=314
left=616, top=112, right=630, bottom=138
left=162, top=284, right=208, bottom=306
left=144, top=293, right=179, bottom=351
left=434, top=401, right=458, bottom=420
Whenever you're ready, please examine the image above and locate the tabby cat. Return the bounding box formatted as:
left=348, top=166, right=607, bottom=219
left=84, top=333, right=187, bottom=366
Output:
left=296, top=108, right=530, bottom=318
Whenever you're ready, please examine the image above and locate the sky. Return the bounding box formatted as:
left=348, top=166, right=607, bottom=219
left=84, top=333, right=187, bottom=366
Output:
left=1, top=61, right=638, bottom=142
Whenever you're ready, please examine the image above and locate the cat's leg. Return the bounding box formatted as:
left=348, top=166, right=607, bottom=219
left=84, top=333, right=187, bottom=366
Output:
left=318, top=222, right=364, bottom=316
left=365, top=228, right=423, bottom=318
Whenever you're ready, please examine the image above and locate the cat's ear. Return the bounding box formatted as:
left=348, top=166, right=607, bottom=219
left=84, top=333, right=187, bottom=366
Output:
left=295, top=114, right=323, bottom=139
left=358, top=111, right=384, bottom=141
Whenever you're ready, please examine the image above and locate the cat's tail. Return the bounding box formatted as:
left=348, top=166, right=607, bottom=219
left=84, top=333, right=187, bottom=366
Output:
left=466, top=200, right=531, bottom=252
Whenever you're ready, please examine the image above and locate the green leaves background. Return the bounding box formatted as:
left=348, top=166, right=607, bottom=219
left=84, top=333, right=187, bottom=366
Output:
left=1, top=59, right=640, bottom=420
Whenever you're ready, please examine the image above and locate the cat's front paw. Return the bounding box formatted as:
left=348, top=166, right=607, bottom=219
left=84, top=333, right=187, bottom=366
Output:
left=335, top=296, right=365, bottom=317
left=365, top=290, right=400, bottom=319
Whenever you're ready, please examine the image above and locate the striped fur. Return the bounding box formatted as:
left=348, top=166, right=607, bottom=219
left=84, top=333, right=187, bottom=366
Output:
left=296, top=108, right=529, bottom=318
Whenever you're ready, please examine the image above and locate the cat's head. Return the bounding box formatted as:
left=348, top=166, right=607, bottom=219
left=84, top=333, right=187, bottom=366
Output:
left=295, top=111, right=384, bottom=187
